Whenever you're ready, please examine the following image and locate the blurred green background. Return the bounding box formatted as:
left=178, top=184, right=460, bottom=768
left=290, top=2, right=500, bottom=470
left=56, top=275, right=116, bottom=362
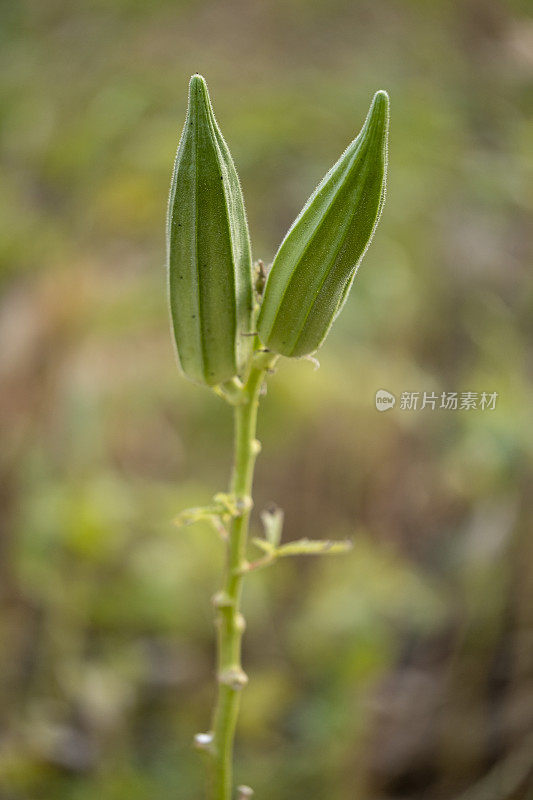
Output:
left=1, top=1, right=532, bottom=798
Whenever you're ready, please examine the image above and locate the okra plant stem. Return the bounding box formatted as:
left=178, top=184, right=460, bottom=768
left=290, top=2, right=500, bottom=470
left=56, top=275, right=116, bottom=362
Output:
left=210, top=365, right=266, bottom=800
left=168, top=75, right=389, bottom=800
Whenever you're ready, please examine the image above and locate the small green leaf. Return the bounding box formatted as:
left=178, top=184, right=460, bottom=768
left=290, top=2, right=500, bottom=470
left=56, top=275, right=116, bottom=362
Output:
left=258, top=90, right=389, bottom=358
left=260, top=505, right=284, bottom=548
left=250, top=535, right=353, bottom=567
left=276, top=538, right=353, bottom=557
left=174, top=492, right=251, bottom=534
left=251, top=537, right=274, bottom=555
left=173, top=503, right=228, bottom=528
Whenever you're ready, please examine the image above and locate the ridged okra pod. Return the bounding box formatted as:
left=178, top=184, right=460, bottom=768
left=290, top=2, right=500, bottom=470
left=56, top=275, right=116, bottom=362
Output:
left=167, top=75, right=254, bottom=386
left=258, top=90, right=389, bottom=358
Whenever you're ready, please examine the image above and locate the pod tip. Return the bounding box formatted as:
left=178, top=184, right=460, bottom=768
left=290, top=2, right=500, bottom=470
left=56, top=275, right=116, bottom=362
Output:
left=365, top=90, right=389, bottom=135
left=188, top=74, right=211, bottom=109
left=372, top=89, right=389, bottom=108
left=189, top=73, right=208, bottom=90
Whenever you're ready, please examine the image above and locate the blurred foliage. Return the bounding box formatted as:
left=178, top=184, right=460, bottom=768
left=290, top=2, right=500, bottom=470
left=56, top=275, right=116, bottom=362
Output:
left=1, top=0, right=532, bottom=798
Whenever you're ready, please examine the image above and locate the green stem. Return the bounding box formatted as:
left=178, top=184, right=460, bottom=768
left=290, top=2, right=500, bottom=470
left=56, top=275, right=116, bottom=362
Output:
left=209, top=365, right=265, bottom=800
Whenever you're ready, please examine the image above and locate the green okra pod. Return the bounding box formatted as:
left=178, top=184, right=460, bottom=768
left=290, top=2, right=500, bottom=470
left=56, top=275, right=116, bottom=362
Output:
left=258, top=90, right=389, bottom=358
left=167, top=75, right=254, bottom=386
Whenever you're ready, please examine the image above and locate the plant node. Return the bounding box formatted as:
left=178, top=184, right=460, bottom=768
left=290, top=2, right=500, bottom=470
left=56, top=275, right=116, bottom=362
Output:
left=212, top=591, right=234, bottom=609
left=218, top=667, right=248, bottom=690
left=194, top=732, right=215, bottom=753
